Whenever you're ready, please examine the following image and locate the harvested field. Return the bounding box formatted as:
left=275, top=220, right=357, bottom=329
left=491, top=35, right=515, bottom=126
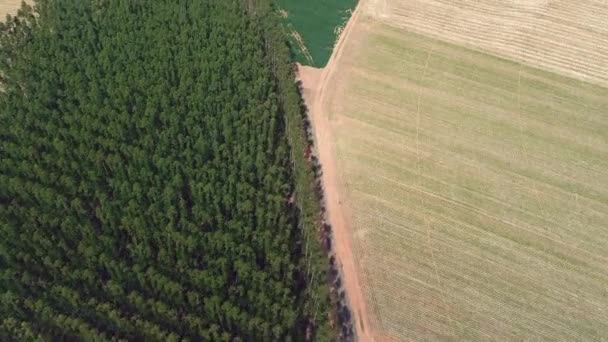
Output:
left=0, top=0, right=23, bottom=19
left=365, top=0, right=608, bottom=87
left=316, top=4, right=608, bottom=340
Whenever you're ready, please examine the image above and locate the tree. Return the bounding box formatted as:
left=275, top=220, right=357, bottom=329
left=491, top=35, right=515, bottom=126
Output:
left=0, top=0, right=334, bottom=340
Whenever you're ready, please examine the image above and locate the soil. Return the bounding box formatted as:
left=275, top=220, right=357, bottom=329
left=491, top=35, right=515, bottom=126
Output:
left=296, top=1, right=376, bottom=341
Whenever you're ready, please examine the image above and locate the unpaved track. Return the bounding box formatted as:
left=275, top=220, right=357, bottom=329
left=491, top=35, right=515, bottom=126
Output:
left=297, top=1, right=375, bottom=341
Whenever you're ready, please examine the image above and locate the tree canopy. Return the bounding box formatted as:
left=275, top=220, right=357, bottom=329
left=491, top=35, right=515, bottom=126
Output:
left=0, top=1, right=334, bottom=340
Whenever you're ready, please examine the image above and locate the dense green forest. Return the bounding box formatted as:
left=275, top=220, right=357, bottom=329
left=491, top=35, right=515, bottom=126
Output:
left=0, top=0, right=346, bottom=340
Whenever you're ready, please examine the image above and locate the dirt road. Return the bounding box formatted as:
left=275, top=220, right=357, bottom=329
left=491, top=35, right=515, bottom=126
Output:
left=297, top=1, right=375, bottom=341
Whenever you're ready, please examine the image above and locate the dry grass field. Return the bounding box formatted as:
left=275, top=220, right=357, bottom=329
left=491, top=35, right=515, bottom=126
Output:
left=0, top=0, right=23, bottom=20
left=365, top=0, right=608, bottom=87
left=318, top=1, right=608, bottom=340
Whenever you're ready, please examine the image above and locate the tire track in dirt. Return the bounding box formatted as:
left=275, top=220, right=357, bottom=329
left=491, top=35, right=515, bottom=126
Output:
left=296, top=1, right=376, bottom=341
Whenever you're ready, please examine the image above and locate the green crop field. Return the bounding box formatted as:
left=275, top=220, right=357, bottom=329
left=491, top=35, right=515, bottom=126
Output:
left=276, top=0, right=357, bottom=67
left=328, top=19, right=608, bottom=340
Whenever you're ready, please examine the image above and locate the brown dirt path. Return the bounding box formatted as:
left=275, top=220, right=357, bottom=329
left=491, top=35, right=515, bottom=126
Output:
left=296, top=1, right=376, bottom=341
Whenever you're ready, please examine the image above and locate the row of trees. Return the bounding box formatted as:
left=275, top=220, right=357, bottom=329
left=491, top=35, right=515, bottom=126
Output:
left=0, top=0, right=337, bottom=340
left=259, top=3, right=354, bottom=339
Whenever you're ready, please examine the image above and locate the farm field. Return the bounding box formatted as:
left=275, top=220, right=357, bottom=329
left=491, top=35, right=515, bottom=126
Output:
left=276, top=0, right=357, bottom=67
left=365, top=0, right=608, bottom=87
left=314, top=1, right=608, bottom=340
left=0, top=0, right=23, bottom=19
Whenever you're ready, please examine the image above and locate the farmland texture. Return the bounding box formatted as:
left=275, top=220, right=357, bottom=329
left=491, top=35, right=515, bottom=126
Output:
left=319, top=1, right=608, bottom=340
left=365, top=0, right=608, bottom=87
left=276, top=0, right=357, bottom=67
left=0, top=0, right=23, bottom=19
